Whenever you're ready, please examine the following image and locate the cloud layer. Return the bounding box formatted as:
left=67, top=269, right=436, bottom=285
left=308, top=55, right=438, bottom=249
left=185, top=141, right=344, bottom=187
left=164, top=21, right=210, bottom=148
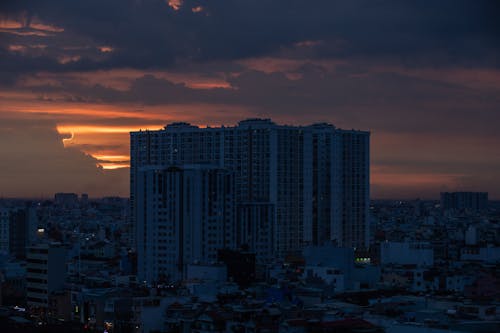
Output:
left=1, top=1, right=499, bottom=198
left=0, top=116, right=128, bottom=197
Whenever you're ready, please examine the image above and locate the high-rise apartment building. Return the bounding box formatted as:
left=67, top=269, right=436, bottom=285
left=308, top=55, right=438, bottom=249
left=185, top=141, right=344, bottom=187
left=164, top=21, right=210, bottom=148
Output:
left=338, top=129, right=371, bottom=249
left=136, top=165, right=234, bottom=282
left=131, top=119, right=369, bottom=283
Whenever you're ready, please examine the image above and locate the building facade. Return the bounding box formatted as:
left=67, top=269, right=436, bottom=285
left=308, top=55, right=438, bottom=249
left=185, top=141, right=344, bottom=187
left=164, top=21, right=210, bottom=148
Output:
left=0, top=208, right=9, bottom=253
left=0, top=206, right=37, bottom=259
left=131, top=119, right=370, bottom=283
left=26, top=243, right=67, bottom=309
left=136, top=165, right=234, bottom=282
left=380, top=242, right=434, bottom=267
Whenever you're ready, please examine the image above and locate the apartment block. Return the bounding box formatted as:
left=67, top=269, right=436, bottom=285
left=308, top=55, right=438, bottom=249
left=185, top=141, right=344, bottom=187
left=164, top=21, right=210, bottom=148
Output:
left=131, top=119, right=369, bottom=283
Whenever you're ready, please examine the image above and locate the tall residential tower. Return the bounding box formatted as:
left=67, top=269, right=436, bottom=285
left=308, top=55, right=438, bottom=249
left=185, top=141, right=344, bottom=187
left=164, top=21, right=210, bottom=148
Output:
left=131, top=119, right=369, bottom=283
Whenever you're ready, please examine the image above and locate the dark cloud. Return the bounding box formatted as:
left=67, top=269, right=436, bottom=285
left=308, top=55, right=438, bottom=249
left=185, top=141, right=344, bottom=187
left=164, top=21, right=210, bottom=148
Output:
left=25, top=64, right=500, bottom=136
left=0, top=117, right=128, bottom=197
left=1, top=0, right=499, bottom=79
left=1, top=0, right=500, bottom=199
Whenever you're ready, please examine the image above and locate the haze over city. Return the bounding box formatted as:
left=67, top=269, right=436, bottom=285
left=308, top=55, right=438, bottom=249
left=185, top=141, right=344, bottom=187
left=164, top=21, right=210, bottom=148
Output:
left=1, top=0, right=499, bottom=199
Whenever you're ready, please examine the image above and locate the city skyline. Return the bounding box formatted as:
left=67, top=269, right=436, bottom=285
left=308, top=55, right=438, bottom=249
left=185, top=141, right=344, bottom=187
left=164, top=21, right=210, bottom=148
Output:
left=1, top=1, right=500, bottom=199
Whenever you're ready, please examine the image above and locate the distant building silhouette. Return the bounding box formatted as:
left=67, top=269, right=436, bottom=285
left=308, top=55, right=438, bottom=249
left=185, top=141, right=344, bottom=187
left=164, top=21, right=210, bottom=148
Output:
left=131, top=119, right=369, bottom=283
left=0, top=208, right=9, bottom=253
left=26, top=243, right=67, bottom=309
left=440, top=192, right=488, bottom=213
left=0, top=206, right=37, bottom=259
left=54, top=192, right=79, bottom=209
left=9, top=207, right=36, bottom=260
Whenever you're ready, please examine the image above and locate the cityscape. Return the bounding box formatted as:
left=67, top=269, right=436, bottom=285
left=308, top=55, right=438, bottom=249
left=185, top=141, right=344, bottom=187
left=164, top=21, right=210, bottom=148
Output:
left=1, top=120, right=499, bottom=332
left=1, top=1, right=499, bottom=333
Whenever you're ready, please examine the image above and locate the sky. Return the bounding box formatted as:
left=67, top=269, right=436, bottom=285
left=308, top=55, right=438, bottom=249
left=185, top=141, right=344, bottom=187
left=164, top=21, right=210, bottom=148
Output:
left=0, top=0, right=499, bottom=199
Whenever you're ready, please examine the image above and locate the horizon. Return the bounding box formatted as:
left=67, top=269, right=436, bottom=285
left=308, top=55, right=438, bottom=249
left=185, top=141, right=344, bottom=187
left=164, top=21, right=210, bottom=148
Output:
left=1, top=1, right=499, bottom=199
left=1, top=193, right=498, bottom=202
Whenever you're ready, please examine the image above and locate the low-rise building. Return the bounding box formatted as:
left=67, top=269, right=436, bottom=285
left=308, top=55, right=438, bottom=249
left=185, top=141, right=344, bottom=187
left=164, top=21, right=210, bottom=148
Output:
left=26, top=243, right=67, bottom=310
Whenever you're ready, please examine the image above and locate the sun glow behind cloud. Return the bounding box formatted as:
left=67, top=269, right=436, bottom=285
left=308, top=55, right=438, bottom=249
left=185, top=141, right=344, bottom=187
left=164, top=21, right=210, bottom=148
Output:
left=61, top=131, right=74, bottom=145
left=57, top=124, right=162, bottom=169
left=1, top=48, right=498, bottom=197
left=4, top=73, right=495, bottom=194
left=56, top=125, right=162, bottom=134
left=92, top=154, right=130, bottom=169
left=6, top=80, right=231, bottom=162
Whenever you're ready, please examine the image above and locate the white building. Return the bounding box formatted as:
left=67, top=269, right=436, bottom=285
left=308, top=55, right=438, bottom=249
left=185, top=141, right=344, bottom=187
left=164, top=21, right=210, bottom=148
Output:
left=131, top=119, right=370, bottom=274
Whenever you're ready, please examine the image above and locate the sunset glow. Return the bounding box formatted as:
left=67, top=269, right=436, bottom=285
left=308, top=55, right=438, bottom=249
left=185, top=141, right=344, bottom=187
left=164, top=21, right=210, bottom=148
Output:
left=57, top=124, right=160, bottom=169
left=93, top=155, right=130, bottom=169
left=99, top=46, right=114, bottom=53
left=3, top=3, right=499, bottom=324
left=167, top=0, right=183, bottom=11
left=57, top=125, right=163, bottom=135
left=1, top=1, right=498, bottom=198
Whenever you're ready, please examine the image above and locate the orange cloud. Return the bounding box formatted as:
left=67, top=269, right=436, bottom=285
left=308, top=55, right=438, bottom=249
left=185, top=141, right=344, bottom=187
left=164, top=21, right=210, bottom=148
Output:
left=8, top=44, right=27, bottom=53
left=99, top=46, right=114, bottom=53
left=97, top=162, right=130, bottom=170
left=238, top=57, right=346, bottom=80
left=57, top=124, right=163, bottom=135
left=1, top=97, right=165, bottom=120
left=57, top=124, right=161, bottom=169
left=192, top=6, right=204, bottom=13
left=24, top=69, right=232, bottom=91
left=0, top=17, right=63, bottom=36
left=29, top=20, right=64, bottom=33
left=4, top=63, right=497, bottom=198
left=92, top=154, right=130, bottom=161
left=371, top=166, right=463, bottom=187
left=61, top=131, right=74, bottom=145
left=0, top=29, right=50, bottom=36
left=58, top=55, right=81, bottom=64
left=167, top=0, right=183, bottom=11
left=92, top=154, right=130, bottom=170
left=0, top=18, right=23, bottom=29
